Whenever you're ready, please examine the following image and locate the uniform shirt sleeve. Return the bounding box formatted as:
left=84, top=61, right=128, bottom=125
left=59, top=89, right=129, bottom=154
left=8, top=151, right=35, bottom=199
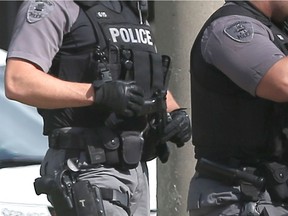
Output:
left=7, top=0, right=80, bottom=72
left=201, top=15, right=285, bottom=96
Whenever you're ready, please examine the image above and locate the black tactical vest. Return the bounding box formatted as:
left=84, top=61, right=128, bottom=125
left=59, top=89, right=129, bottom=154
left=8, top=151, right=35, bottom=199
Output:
left=38, top=1, right=165, bottom=135
left=191, top=1, right=288, bottom=164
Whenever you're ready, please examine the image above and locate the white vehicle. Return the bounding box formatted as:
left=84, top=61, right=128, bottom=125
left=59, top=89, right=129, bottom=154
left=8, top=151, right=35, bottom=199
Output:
left=0, top=49, right=157, bottom=216
left=0, top=49, right=54, bottom=215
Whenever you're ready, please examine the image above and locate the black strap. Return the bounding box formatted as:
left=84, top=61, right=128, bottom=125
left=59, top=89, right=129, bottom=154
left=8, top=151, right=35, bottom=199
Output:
left=74, top=1, right=99, bottom=8
left=100, top=188, right=130, bottom=214
left=212, top=2, right=271, bottom=26
left=78, top=2, right=106, bottom=51
left=48, top=127, right=121, bottom=166
left=231, top=1, right=271, bottom=25
left=48, top=127, right=101, bottom=150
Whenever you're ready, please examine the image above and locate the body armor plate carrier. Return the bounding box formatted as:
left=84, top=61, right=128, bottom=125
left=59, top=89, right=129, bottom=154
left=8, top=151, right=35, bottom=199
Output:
left=191, top=1, right=288, bottom=163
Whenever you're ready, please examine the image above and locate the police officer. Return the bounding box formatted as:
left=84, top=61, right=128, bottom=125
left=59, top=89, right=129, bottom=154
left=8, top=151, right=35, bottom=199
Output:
left=4, top=1, right=192, bottom=216
left=189, top=0, right=288, bottom=216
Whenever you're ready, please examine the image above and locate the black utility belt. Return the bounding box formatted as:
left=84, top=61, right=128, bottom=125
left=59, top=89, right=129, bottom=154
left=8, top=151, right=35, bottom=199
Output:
left=48, top=127, right=144, bottom=170
left=196, top=158, right=288, bottom=203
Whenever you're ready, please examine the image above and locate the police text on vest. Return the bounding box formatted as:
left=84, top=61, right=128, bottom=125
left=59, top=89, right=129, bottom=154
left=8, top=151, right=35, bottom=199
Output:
left=109, top=27, right=153, bottom=45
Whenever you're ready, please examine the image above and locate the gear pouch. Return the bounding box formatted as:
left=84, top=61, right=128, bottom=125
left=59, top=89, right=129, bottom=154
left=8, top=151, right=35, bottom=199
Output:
left=120, top=131, right=144, bottom=170
left=260, top=162, right=288, bottom=202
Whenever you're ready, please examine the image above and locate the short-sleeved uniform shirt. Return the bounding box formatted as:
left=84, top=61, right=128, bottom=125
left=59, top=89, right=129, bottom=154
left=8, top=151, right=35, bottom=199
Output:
left=201, top=9, right=285, bottom=95
left=7, top=0, right=121, bottom=72
left=7, top=0, right=80, bottom=72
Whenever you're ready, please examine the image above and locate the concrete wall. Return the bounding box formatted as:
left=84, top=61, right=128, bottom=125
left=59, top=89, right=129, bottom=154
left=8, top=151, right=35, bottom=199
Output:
left=153, top=1, right=223, bottom=215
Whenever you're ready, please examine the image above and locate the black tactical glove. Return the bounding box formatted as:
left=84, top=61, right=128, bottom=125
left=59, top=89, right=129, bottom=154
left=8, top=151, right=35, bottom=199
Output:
left=161, top=108, right=192, bottom=147
left=93, top=80, right=144, bottom=117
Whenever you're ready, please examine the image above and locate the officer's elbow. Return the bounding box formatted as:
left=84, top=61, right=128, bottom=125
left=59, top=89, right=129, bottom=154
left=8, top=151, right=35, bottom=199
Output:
left=256, top=58, right=288, bottom=103
left=4, top=61, right=26, bottom=101
left=4, top=76, right=20, bottom=101
left=274, top=82, right=288, bottom=103
left=256, top=79, right=288, bottom=103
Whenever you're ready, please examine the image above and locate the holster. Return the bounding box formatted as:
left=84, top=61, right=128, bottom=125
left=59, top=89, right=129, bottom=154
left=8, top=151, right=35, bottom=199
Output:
left=72, top=181, right=105, bottom=216
left=34, top=169, right=76, bottom=216
left=34, top=173, right=130, bottom=216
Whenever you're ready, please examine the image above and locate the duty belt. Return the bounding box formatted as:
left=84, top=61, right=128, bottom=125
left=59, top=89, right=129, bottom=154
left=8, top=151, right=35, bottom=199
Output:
left=196, top=158, right=265, bottom=201
left=48, top=127, right=144, bottom=170
left=49, top=127, right=120, bottom=165
left=196, top=158, right=265, bottom=189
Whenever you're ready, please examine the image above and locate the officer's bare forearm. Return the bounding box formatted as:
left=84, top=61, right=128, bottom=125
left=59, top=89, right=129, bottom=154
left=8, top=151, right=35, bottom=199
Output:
left=166, top=90, right=180, bottom=112
left=256, top=57, right=288, bottom=102
left=5, top=58, right=94, bottom=109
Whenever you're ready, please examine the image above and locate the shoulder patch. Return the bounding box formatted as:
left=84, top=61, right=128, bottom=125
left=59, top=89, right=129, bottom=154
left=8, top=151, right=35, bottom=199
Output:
left=27, top=0, right=55, bottom=23
left=224, top=21, right=254, bottom=43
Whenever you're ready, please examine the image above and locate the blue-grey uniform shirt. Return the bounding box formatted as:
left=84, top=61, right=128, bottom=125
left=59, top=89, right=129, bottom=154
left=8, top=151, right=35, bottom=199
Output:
left=7, top=0, right=121, bottom=72
left=7, top=0, right=79, bottom=72
left=201, top=13, right=285, bottom=95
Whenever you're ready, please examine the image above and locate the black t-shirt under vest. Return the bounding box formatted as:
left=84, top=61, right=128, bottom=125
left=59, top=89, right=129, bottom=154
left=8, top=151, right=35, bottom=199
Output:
left=38, top=1, right=165, bottom=135
left=191, top=1, right=288, bottom=164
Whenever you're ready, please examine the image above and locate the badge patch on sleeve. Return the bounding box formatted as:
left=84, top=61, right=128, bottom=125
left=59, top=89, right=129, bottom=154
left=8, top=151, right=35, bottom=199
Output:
left=224, top=21, right=254, bottom=43
left=27, top=0, right=55, bottom=23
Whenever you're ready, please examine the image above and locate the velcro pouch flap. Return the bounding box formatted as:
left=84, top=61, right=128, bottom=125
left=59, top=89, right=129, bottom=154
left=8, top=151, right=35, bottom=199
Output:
left=100, top=128, right=120, bottom=150
left=260, top=162, right=288, bottom=202
left=264, top=162, right=288, bottom=184
left=121, top=131, right=144, bottom=169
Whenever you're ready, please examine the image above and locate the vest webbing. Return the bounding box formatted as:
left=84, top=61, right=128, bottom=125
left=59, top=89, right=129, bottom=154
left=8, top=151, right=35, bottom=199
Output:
left=38, top=2, right=165, bottom=134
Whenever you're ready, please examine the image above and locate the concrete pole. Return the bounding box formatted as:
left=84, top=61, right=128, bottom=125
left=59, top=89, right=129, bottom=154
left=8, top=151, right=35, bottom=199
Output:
left=153, top=1, right=223, bottom=216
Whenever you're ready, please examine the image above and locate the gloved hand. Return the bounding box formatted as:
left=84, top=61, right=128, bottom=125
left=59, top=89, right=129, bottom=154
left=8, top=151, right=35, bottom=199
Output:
left=161, top=108, right=192, bottom=147
left=93, top=80, right=144, bottom=117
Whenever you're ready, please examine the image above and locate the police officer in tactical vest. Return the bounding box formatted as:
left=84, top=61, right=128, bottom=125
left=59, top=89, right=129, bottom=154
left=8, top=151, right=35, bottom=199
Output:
left=4, top=1, right=192, bottom=215
left=189, top=0, right=288, bottom=216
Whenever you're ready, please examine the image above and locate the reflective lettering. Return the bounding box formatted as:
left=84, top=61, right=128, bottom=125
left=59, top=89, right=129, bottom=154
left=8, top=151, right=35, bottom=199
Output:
left=135, top=29, right=141, bottom=42
left=108, top=27, right=154, bottom=46
left=145, top=30, right=153, bottom=45
left=119, top=28, right=130, bottom=42
left=79, top=199, right=86, bottom=207
left=128, top=28, right=137, bottom=43
left=139, top=29, right=147, bottom=44
left=109, top=28, right=120, bottom=42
